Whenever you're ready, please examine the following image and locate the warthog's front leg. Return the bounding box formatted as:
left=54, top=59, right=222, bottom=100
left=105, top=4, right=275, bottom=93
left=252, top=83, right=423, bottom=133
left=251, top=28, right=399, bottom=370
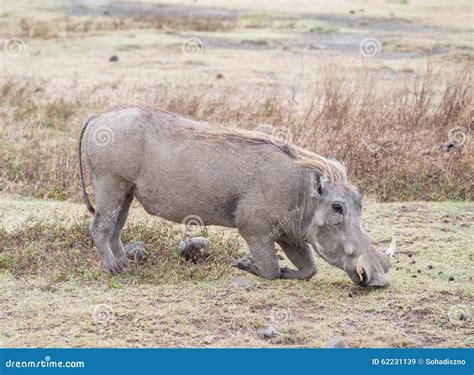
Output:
left=233, top=232, right=281, bottom=280
left=277, top=239, right=317, bottom=280
left=231, top=257, right=260, bottom=276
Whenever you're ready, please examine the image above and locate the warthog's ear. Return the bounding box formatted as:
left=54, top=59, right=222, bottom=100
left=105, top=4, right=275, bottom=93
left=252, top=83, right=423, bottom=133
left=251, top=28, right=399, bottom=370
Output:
left=308, top=170, right=327, bottom=198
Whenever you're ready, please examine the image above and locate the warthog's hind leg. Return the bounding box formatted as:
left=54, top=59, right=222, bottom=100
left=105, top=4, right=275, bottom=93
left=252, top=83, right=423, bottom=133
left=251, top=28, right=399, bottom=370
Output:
left=277, top=239, right=317, bottom=280
left=109, top=192, right=134, bottom=270
left=90, top=177, right=134, bottom=275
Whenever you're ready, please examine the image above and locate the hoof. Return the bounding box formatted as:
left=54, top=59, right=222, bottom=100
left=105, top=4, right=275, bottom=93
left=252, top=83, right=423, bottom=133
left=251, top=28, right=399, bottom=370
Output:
left=116, top=255, right=129, bottom=269
left=104, top=259, right=124, bottom=275
left=231, top=257, right=254, bottom=271
left=124, top=242, right=149, bottom=262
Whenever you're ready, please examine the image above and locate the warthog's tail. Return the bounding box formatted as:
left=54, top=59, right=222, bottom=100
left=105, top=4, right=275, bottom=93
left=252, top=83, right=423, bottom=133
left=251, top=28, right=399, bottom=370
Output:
left=78, top=116, right=96, bottom=216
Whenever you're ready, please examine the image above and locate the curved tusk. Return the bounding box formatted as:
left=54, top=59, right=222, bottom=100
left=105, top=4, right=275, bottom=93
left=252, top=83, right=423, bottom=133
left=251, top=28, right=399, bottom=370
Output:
left=356, top=255, right=364, bottom=282
left=385, top=237, right=396, bottom=258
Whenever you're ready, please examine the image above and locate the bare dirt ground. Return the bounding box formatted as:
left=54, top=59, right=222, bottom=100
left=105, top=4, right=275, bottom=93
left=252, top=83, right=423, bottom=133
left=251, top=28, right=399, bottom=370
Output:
left=63, top=1, right=468, bottom=59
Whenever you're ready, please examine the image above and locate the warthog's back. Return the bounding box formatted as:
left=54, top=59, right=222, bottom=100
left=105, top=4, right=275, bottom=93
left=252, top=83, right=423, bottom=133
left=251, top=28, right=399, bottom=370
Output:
left=83, top=106, right=302, bottom=227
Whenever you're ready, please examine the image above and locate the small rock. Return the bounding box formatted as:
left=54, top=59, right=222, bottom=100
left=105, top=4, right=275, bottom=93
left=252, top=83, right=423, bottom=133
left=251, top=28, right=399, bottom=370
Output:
left=427, top=265, right=433, bottom=270
left=178, top=237, right=212, bottom=263
left=124, top=242, right=148, bottom=262
left=348, top=292, right=353, bottom=297
left=411, top=275, right=417, bottom=278
left=417, top=269, right=422, bottom=273
left=109, top=55, right=119, bottom=62
left=349, top=10, right=356, bottom=14
left=459, top=313, right=468, bottom=321
left=231, top=276, right=256, bottom=290
left=258, top=325, right=277, bottom=339
left=4, top=331, right=14, bottom=338
left=410, top=260, right=416, bottom=264
left=216, top=73, right=224, bottom=79
left=325, top=337, right=350, bottom=348
left=449, top=276, right=455, bottom=281
left=309, top=44, right=328, bottom=50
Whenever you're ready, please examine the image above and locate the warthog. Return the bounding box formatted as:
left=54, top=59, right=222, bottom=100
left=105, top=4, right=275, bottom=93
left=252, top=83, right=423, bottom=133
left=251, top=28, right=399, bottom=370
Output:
left=79, top=106, right=394, bottom=286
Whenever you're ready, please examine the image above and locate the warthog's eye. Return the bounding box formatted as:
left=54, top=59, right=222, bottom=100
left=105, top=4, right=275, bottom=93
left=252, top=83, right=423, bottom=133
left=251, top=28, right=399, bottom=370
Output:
left=331, top=202, right=343, bottom=214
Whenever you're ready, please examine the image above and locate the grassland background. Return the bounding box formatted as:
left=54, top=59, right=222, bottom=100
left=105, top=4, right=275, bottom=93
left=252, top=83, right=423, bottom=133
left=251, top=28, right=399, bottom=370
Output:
left=0, top=0, right=472, bottom=348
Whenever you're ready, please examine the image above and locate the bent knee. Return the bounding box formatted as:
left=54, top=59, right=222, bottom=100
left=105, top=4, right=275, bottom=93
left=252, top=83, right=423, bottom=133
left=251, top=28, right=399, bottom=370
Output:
left=303, top=266, right=317, bottom=280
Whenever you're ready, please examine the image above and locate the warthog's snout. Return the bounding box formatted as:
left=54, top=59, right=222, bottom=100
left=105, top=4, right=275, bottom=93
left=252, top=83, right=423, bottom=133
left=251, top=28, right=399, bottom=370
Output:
left=350, top=238, right=395, bottom=287
left=353, top=255, right=390, bottom=287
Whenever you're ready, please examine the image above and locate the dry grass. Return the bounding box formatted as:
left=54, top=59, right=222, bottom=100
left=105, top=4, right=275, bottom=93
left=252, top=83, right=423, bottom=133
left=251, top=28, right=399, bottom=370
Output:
left=1, top=65, right=472, bottom=202
left=0, top=195, right=472, bottom=348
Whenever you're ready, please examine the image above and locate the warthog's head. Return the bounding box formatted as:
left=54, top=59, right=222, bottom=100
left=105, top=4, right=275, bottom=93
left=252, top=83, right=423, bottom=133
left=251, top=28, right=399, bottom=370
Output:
left=307, top=171, right=394, bottom=287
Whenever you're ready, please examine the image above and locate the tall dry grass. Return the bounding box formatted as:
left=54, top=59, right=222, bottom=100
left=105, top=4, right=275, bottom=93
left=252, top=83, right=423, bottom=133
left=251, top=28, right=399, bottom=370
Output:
left=0, top=66, right=472, bottom=202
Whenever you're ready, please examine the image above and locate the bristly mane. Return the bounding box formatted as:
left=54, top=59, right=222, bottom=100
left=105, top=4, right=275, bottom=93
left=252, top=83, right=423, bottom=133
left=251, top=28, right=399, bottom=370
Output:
left=106, top=104, right=348, bottom=184
left=205, top=126, right=348, bottom=184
